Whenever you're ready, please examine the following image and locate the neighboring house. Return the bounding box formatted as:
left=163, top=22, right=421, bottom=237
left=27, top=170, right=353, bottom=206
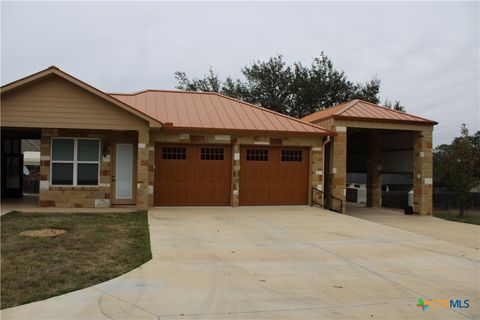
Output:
left=0, top=67, right=437, bottom=214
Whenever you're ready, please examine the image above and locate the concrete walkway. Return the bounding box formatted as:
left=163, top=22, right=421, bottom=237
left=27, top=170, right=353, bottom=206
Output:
left=347, top=203, right=480, bottom=250
left=1, top=196, right=136, bottom=215
left=1, top=206, right=479, bottom=319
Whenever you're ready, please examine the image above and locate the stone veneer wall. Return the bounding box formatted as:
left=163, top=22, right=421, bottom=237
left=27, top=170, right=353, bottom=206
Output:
left=136, top=129, right=150, bottom=208
left=413, top=128, right=433, bottom=215
left=39, top=128, right=140, bottom=208
left=149, top=131, right=325, bottom=207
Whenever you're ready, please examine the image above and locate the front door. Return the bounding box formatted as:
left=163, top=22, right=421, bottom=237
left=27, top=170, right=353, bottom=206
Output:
left=112, top=142, right=136, bottom=204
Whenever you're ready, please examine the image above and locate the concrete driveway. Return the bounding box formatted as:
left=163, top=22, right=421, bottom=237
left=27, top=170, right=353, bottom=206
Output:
left=1, top=206, right=479, bottom=319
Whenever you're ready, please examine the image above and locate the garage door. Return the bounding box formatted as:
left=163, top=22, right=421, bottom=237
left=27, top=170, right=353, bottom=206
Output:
left=239, top=146, right=310, bottom=205
left=155, top=144, right=232, bottom=205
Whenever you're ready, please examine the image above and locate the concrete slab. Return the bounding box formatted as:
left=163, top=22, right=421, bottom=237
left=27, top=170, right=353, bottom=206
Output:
left=1, top=206, right=479, bottom=319
left=346, top=203, right=480, bottom=250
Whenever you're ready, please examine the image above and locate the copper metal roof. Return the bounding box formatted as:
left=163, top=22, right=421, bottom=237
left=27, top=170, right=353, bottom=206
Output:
left=301, top=99, right=437, bottom=125
left=111, top=90, right=334, bottom=135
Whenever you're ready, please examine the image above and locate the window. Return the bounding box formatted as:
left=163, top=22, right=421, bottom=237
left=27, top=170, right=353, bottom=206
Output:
left=246, top=149, right=268, bottom=161
left=201, top=147, right=224, bottom=160
left=51, top=138, right=100, bottom=186
left=281, top=149, right=303, bottom=162
left=162, top=146, right=186, bottom=160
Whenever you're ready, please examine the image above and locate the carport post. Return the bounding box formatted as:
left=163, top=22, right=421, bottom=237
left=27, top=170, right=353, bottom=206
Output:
left=330, top=125, right=347, bottom=213
left=366, top=130, right=381, bottom=208
left=413, top=129, right=433, bottom=215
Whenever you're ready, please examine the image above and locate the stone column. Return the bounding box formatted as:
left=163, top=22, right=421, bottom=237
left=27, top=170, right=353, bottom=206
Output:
left=311, top=146, right=323, bottom=205
left=148, top=141, right=155, bottom=207
left=331, top=125, right=347, bottom=213
left=366, top=131, right=382, bottom=208
left=413, top=129, right=433, bottom=215
left=231, top=139, right=240, bottom=207
left=136, top=129, right=150, bottom=209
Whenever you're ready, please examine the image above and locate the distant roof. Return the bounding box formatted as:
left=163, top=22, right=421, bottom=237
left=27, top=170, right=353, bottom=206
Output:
left=301, top=99, right=437, bottom=125
left=111, top=90, right=334, bottom=135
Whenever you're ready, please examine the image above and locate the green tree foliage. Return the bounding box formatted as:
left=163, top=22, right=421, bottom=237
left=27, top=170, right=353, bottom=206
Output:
left=384, top=99, right=406, bottom=112
left=174, top=53, right=403, bottom=118
left=433, top=124, right=480, bottom=215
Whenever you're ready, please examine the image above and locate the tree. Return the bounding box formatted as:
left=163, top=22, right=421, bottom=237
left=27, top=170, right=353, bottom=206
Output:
left=174, top=53, right=402, bottom=118
left=384, top=99, right=406, bottom=112
left=240, top=55, right=294, bottom=114
left=174, top=68, right=221, bottom=92
left=433, top=124, right=479, bottom=216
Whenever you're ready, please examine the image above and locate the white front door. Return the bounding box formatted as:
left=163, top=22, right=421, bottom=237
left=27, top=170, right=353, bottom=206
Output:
left=112, top=143, right=135, bottom=204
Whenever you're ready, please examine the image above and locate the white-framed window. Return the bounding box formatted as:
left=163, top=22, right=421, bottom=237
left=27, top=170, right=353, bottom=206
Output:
left=50, top=138, right=100, bottom=186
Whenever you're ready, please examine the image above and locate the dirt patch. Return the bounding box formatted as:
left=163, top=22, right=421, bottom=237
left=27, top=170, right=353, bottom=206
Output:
left=20, top=229, right=66, bottom=237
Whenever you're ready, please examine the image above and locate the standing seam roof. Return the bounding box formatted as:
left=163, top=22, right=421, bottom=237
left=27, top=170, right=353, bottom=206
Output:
left=300, top=99, right=437, bottom=125
left=110, top=90, right=333, bottom=135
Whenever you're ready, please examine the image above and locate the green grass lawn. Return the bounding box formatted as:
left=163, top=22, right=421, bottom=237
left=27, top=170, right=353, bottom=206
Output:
left=1, top=210, right=152, bottom=309
left=433, top=210, right=480, bottom=225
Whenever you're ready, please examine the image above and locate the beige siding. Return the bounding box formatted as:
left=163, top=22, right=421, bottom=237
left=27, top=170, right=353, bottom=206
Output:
left=1, top=75, right=148, bottom=130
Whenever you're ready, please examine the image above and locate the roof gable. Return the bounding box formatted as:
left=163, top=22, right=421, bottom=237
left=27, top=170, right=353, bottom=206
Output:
left=111, top=90, right=334, bottom=135
left=1, top=66, right=163, bottom=127
left=301, top=99, right=437, bottom=125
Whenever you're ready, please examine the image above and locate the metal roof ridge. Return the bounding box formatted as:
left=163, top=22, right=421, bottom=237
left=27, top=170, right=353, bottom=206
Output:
left=109, top=89, right=219, bottom=96
left=348, top=99, right=438, bottom=124
left=334, top=99, right=361, bottom=115
left=210, top=92, right=334, bottom=134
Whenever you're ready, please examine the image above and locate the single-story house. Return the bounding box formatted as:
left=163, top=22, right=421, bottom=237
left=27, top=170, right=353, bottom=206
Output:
left=1, top=67, right=437, bottom=214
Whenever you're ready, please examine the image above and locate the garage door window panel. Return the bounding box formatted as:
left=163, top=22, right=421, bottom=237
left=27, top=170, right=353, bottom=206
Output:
left=201, top=147, right=224, bottom=160
left=162, top=147, right=186, bottom=160
left=246, top=149, right=269, bottom=161
left=281, top=149, right=303, bottom=162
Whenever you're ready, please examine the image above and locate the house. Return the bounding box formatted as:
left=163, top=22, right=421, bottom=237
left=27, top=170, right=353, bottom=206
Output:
left=1, top=67, right=437, bottom=214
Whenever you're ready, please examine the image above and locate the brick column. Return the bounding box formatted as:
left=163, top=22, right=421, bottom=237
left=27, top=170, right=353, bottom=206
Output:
left=413, top=129, right=433, bottom=215
left=232, top=139, right=240, bottom=206
left=331, top=125, right=347, bottom=213
left=366, top=131, right=382, bottom=208
left=136, top=129, right=150, bottom=209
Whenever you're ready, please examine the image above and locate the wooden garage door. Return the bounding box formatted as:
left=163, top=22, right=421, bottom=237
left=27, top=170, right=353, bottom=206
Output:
left=155, top=144, right=232, bottom=205
left=239, top=146, right=310, bottom=205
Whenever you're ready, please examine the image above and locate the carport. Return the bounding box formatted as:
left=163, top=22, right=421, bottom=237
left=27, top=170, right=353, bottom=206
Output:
left=302, top=100, right=437, bottom=215
left=1, top=128, right=41, bottom=207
